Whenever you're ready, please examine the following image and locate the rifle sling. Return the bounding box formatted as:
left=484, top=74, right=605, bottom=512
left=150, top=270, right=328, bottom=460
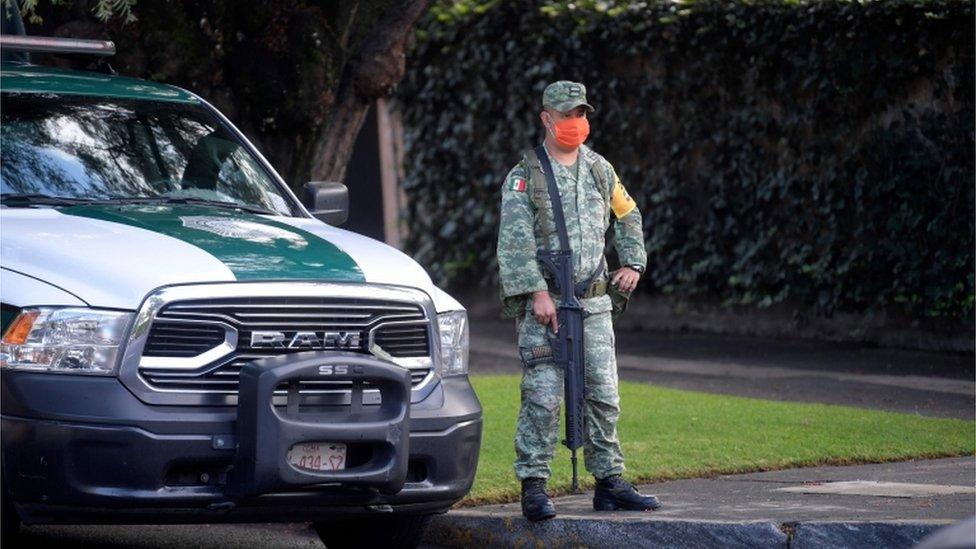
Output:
left=534, top=145, right=572, bottom=253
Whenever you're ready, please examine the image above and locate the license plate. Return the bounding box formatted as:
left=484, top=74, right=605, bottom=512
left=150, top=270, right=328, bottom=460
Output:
left=287, top=442, right=347, bottom=471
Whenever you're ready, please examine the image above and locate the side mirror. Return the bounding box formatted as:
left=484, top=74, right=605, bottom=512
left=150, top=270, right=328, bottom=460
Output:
left=302, top=181, right=349, bottom=226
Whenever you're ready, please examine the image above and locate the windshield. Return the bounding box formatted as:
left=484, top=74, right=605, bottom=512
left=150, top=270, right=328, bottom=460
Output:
left=0, top=93, right=296, bottom=216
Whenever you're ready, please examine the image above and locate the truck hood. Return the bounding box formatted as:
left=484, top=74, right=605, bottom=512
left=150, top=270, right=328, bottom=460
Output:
left=1, top=204, right=437, bottom=310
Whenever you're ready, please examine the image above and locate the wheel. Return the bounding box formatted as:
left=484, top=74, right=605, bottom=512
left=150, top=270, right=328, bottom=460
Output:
left=314, top=514, right=432, bottom=549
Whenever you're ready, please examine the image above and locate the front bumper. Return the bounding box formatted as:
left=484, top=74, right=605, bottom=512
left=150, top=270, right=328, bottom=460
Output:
left=1, top=352, right=482, bottom=524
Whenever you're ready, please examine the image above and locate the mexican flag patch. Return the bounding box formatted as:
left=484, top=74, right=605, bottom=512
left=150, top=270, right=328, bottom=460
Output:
left=509, top=178, right=527, bottom=192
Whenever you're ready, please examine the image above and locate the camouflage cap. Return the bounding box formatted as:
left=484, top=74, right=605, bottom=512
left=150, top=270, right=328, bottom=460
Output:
left=542, top=80, right=595, bottom=113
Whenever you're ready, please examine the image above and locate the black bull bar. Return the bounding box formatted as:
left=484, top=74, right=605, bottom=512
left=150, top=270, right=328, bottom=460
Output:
left=226, top=351, right=412, bottom=498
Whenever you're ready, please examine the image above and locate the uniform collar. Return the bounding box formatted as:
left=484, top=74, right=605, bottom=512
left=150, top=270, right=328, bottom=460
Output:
left=540, top=142, right=597, bottom=172
left=578, top=144, right=597, bottom=171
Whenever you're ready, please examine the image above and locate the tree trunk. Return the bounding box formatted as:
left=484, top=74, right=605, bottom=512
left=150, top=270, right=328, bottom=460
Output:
left=308, top=0, right=429, bottom=184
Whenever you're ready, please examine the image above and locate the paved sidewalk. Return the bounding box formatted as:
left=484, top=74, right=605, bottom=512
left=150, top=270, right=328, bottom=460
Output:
left=470, top=318, right=975, bottom=419
left=427, top=457, right=976, bottom=548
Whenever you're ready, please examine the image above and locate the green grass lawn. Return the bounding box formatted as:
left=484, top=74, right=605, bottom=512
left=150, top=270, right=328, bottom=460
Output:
left=465, top=374, right=975, bottom=505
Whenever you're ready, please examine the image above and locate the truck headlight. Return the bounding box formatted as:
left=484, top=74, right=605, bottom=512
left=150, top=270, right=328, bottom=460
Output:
left=437, top=311, right=469, bottom=376
left=1, top=308, right=132, bottom=375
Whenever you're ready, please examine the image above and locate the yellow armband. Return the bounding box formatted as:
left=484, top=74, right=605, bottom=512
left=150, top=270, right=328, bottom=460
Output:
left=610, top=177, right=636, bottom=219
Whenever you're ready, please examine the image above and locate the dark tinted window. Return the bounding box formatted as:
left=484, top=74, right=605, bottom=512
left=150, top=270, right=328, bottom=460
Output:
left=0, top=93, right=295, bottom=215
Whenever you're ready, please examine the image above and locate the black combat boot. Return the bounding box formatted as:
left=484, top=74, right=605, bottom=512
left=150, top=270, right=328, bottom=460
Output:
left=593, top=475, right=661, bottom=511
left=520, top=478, right=556, bottom=522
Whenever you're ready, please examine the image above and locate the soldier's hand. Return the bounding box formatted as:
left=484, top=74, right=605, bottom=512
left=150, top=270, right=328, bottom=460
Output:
left=611, top=267, right=641, bottom=293
left=531, top=290, right=559, bottom=333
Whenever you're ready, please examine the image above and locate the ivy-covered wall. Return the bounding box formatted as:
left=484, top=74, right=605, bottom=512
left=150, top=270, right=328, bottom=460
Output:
left=399, top=0, right=974, bottom=322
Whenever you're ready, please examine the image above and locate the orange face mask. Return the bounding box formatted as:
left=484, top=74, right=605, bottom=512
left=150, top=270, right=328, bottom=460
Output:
left=547, top=116, right=590, bottom=149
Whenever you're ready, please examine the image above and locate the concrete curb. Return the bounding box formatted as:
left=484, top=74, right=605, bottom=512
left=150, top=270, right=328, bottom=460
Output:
left=425, top=515, right=949, bottom=548
left=789, top=521, right=947, bottom=549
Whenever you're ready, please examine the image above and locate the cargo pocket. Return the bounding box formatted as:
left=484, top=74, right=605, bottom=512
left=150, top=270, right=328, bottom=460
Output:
left=531, top=186, right=557, bottom=245
left=608, top=284, right=631, bottom=321
left=583, top=183, right=609, bottom=232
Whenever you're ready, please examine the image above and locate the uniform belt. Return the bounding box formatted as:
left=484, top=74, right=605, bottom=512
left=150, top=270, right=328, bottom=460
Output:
left=547, top=279, right=607, bottom=299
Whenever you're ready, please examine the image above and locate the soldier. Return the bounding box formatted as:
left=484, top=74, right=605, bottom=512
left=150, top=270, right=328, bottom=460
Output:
left=497, top=81, right=661, bottom=522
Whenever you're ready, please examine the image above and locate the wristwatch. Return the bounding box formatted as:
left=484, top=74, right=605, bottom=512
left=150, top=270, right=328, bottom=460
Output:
left=626, top=264, right=645, bottom=274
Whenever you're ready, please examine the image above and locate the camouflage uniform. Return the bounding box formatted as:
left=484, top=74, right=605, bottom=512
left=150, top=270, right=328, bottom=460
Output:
left=497, top=82, right=647, bottom=481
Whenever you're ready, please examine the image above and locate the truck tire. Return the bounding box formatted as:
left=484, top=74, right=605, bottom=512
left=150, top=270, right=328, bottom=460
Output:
left=314, top=514, right=432, bottom=549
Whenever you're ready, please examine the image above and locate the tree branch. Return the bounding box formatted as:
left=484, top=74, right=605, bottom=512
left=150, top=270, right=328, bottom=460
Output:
left=309, top=0, right=429, bottom=184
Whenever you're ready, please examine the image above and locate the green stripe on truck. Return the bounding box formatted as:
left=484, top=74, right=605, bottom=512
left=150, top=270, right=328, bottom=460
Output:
left=64, top=204, right=365, bottom=282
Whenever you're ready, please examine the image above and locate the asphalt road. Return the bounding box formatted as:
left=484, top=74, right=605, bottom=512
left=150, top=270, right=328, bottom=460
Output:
left=470, top=318, right=975, bottom=419
left=16, top=522, right=324, bottom=549
left=15, top=522, right=449, bottom=549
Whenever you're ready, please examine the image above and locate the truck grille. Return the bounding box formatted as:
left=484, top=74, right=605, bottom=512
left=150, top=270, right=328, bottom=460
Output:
left=144, top=321, right=226, bottom=357
left=139, top=296, right=432, bottom=394
left=371, top=324, right=431, bottom=358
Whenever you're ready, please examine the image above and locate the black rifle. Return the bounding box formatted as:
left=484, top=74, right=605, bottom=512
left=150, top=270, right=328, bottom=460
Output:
left=532, top=145, right=596, bottom=493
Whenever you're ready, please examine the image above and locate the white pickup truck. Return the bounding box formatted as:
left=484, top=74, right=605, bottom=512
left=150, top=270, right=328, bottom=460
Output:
left=0, top=36, right=481, bottom=549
